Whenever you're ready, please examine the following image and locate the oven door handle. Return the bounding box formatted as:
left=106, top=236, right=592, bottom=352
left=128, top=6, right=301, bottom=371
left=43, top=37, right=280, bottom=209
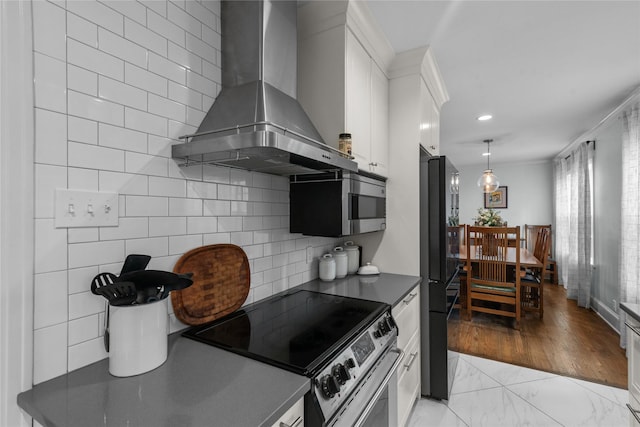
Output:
left=353, top=348, right=405, bottom=427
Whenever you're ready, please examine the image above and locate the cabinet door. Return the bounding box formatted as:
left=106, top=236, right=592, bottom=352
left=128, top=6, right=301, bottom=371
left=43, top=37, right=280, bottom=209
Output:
left=397, top=333, right=420, bottom=427
left=346, top=30, right=371, bottom=169
left=629, top=321, right=640, bottom=407
left=270, top=396, right=304, bottom=427
left=420, top=80, right=438, bottom=155
left=370, top=61, right=389, bottom=177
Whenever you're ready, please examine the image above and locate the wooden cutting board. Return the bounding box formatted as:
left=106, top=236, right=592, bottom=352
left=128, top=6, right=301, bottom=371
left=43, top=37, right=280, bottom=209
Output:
left=172, top=244, right=250, bottom=325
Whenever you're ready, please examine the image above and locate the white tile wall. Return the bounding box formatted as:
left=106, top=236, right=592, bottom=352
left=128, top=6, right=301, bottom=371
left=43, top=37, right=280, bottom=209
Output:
left=31, top=0, right=340, bottom=386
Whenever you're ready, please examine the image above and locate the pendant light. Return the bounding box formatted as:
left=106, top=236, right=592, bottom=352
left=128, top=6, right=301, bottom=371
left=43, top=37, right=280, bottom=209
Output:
left=477, top=139, right=500, bottom=193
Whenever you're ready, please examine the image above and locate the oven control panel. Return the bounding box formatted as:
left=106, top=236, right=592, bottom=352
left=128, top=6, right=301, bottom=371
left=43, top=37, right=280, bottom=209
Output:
left=312, top=310, right=397, bottom=418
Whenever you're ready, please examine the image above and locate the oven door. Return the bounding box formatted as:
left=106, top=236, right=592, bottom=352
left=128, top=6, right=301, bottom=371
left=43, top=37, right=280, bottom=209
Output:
left=328, top=346, right=404, bottom=427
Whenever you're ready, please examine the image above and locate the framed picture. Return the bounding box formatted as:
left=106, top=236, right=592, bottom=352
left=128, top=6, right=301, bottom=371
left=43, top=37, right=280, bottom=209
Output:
left=484, top=186, right=508, bottom=209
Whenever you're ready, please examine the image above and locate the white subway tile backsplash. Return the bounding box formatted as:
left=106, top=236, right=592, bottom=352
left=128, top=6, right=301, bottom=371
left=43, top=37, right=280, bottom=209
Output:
left=68, top=39, right=124, bottom=82
left=99, top=123, right=148, bottom=153
left=186, top=69, right=217, bottom=97
left=242, top=243, right=264, bottom=260
left=169, top=234, right=202, bottom=255
left=148, top=135, right=173, bottom=157
left=141, top=0, right=167, bottom=18
left=68, top=64, right=98, bottom=96
left=68, top=116, right=98, bottom=145
left=68, top=338, right=108, bottom=372
left=69, top=291, right=105, bottom=320
left=69, top=240, right=124, bottom=269
left=202, top=164, right=230, bottom=184
left=125, top=18, right=167, bottom=57
left=68, top=168, right=99, bottom=191
left=99, top=26, right=148, bottom=68
left=168, top=81, right=202, bottom=110
left=33, top=324, right=68, bottom=384
left=185, top=33, right=216, bottom=62
left=148, top=93, right=186, bottom=122
left=202, top=59, right=221, bottom=83
left=33, top=1, right=66, bottom=60
left=35, top=164, right=67, bottom=218
left=253, top=256, right=273, bottom=273
left=149, top=217, right=187, bottom=236
left=69, top=91, right=125, bottom=127
left=263, top=242, right=282, bottom=256
left=67, top=0, right=124, bottom=36
left=230, top=201, right=251, bottom=216
left=34, top=271, right=69, bottom=329
left=69, top=266, right=99, bottom=294
left=35, top=109, right=68, bottom=166
left=149, top=176, right=186, bottom=197
left=148, top=52, right=186, bottom=84
left=68, top=315, right=100, bottom=346
left=243, top=216, right=263, bottom=232
left=67, top=12, right=98, bottom=48
left=101, top=0, right=147, bottom=26
left=69, top=141, right=125, bottom=172
left=187, top=181, right=217, bottom=199
left=230, top=231, right=253, bottom=247
left=125, top=63, right=168, bottom=97
left=185, top=0, right=217, bottom=27
left=167, top=120, right=197, bottom=141
left=148, top=11, right=186, bottom=47
left=34, top=53, right=67, bottom=113
left=203, top=232, right=230, bottom=245
left=99, top=75, right=148, bottom=110
left=168, top=2, right=201, bottom=37
left=168, top=42, right=202, bottom=74
left=203, top=199, right=230, bottom=216
left=126, top=195, right=169, bottom=217
left=68, top=227, right=99, bottom=244
left=35, top=219, right=68, bottom=274
left=125, top=107, right=168, bottom=137
left=186, top=106, right=207, bottom=127
left=187, top=217, right=217, bottom=234
left=125, top=151, right=168, bottom=176
left=125, top=237, right=169, bottom=258
left=99, top=171, right=148, bottom=195
left=218, top=216, right=243, bottom=233
left=251, top=202, right=271, bottom=217
left=100, top=217, right=149, bottom=241
left=169, top=197, right=203, bottom=216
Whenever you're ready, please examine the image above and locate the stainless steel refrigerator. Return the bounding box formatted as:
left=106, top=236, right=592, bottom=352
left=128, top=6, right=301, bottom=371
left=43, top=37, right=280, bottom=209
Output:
left=419, top=150, right=460, bottom=400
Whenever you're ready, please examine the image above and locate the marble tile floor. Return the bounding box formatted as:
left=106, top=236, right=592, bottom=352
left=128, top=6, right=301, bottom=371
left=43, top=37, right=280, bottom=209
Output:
left=408, top=352, right=629, bottom=427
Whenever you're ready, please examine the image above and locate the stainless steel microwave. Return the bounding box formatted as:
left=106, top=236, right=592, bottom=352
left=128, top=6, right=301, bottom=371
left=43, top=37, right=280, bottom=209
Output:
left=289, top=171, right=386, bottom=237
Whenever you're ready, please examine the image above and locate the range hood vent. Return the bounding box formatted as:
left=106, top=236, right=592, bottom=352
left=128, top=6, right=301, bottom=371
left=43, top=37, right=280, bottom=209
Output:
left=172, top=0, right=357, bottom=176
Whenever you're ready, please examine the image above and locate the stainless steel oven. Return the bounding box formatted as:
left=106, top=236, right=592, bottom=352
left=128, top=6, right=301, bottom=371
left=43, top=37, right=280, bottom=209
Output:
left=290, top=171, right=386, bottom=237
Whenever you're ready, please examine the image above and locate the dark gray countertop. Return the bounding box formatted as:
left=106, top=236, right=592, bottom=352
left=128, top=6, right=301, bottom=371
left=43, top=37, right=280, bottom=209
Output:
left=620, top=302, right=640, bottom=323
left=17, top=272, right=421, bottom=427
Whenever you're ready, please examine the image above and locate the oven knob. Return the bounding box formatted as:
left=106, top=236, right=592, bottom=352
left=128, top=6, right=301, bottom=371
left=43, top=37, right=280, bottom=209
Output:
left=320, top=374, right=340, bottom=398
left=378, top=320, right=389, bottom=335
left=345, top=358, right=356, bottom=369
left=384, top=317, right=396, bottom=333
left=332, top=363, right=351, bottom=385
left=373, top=329, right=382, bottom=338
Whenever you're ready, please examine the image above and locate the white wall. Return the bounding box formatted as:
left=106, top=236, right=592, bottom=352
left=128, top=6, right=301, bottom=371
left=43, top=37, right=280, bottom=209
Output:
left=456, top=160, right=554, bottom=229
left=29, top=0, right=340, bottom=389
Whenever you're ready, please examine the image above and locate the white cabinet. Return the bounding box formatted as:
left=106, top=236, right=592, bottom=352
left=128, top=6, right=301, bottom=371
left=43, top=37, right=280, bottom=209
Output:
left=298, top=1, right=393, bottom=177
left=420, top=80, right=440, bottom=156
left=627, top=317, right=640, bottom=426
left=270, top=396, right=304, bottom=427
left=392, top=285, right=420, bottom=427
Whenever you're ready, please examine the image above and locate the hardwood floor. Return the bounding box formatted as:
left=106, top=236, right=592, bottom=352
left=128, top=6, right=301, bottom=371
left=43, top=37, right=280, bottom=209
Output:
left=448, top=283, right=628, bottom=389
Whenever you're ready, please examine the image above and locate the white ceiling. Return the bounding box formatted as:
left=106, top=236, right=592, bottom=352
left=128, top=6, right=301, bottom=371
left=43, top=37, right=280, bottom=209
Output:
left=367, top=0, right=640, bottom=166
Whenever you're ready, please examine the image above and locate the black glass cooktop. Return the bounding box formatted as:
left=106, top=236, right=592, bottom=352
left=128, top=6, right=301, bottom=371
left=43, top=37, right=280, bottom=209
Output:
left=183, top=290, right=389, bottom=376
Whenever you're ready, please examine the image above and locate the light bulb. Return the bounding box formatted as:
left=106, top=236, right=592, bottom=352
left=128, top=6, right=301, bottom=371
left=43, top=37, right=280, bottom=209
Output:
left=477, top=169, right=499, bottom=193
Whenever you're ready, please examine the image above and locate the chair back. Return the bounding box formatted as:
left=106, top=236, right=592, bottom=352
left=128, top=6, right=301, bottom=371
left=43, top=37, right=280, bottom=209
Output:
left=525, top=224, right=552, bottom=259
left=466, top=226, right=521, bottom=288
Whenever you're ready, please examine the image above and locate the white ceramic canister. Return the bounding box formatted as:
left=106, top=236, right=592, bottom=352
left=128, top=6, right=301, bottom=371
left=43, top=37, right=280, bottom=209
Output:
left=332, top=246, right=348, bottom=278
left=319, top=253, right=336, bottom=281
left=343, top=241, right=360, bottom=275
left=108, top=298, right=168, bottom=377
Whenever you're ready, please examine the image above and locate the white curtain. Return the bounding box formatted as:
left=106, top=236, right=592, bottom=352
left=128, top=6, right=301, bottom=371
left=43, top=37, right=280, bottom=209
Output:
left=619, top=102, right=640, bottom=348
left=554, top=142, right=593, bottom=308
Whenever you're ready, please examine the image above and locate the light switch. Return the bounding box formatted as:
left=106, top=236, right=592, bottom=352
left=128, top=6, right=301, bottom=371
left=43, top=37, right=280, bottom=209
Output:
left=55, top=189, right=119, bottom=228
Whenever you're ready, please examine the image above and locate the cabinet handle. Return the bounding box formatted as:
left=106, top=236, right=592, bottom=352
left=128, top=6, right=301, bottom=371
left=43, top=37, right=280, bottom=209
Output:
left=626, top=322, right=640, bottom=338
left=627, top=403, right=640, bottom=424
left=403, top=292, right=417, bottom=305
left=280, top=416, right=302, bottom=427
left=369, top=162, right=378, bottom=167
left=404, top=351, right=418, bottom=370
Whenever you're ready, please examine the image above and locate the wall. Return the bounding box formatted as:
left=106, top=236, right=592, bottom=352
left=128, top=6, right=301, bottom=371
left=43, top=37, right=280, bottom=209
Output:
left=31, top=0, right=338, bottom=387
left=456, top=160, right=554, bottom=229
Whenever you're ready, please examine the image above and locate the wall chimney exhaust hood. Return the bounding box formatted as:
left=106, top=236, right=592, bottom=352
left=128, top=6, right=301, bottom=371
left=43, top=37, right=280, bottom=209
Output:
left=172, top=0, right=357, bottom=176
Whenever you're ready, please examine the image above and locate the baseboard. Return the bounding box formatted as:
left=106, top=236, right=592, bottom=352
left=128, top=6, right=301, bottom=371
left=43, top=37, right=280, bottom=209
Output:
left=591, top=296, right=620, bottom=335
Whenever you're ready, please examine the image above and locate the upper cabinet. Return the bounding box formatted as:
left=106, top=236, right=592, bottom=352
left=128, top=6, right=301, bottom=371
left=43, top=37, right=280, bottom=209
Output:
left=298, top=1, right=394, bottom=177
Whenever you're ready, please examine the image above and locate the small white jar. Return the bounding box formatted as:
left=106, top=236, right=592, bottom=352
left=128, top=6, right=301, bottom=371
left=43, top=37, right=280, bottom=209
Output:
left=343, top=241, right=360, bottom=275
left=332, top=246, right=348, bottom=278
left=319, top=253, right=336, bottom=281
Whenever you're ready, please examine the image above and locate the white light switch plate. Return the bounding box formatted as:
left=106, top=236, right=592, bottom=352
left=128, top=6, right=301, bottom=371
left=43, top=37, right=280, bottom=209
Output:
left=55, top=189, right=119, bottom=228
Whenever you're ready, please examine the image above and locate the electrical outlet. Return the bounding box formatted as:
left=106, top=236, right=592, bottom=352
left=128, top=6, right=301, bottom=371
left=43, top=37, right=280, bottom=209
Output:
left=55, top=189, right=119, bottom=228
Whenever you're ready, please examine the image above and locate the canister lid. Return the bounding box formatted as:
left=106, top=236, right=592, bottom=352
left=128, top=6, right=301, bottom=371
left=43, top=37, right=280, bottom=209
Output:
left=343, top=241, right=359, bottom=251
left=339, top=133, right=352, bottom=139
left=332, top=246, right=347, bottom=257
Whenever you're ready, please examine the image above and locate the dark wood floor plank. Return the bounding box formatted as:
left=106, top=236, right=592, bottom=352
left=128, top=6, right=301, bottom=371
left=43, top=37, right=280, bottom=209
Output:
left=448, top=284, right=627, bottom=388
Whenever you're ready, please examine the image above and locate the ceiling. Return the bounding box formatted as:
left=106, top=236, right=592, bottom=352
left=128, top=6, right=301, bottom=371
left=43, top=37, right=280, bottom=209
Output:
left=367, top=0, right=640, bottom=167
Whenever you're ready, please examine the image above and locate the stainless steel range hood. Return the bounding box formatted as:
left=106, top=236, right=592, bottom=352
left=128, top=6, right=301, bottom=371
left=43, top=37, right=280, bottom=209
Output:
left=172, top=0, right=357, bottom=176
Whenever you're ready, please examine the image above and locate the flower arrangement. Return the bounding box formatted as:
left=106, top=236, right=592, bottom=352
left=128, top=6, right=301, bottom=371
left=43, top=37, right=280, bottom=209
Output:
left=473, top=208, right=504, bottom=226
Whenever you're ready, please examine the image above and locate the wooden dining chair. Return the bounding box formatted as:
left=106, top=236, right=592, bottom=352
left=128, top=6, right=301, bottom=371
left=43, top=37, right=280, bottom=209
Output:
left=465, top=226, right=521, bottom=329
left=524, top=224, right=557, bottom=284
left=521, top=227, right=550, bottom=318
